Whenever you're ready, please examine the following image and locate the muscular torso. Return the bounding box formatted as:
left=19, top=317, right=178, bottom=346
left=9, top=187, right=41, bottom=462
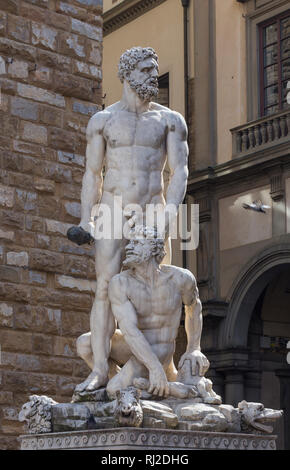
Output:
left=121, top=266, right=186, bottom=364
left=101, top=103, right=170, bottom=208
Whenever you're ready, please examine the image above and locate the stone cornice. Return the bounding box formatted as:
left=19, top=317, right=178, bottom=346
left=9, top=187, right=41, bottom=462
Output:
left=103, top=0, right=167, bottom=36
left=187, top=142, right=290, bottom=194
left=19, top=428, right=277, bottom=450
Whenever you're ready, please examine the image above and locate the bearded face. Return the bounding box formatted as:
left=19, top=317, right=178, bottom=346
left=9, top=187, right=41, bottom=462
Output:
left=126, top=57, right=159, bottom=102
left=123, top=239, right=155, bottom=268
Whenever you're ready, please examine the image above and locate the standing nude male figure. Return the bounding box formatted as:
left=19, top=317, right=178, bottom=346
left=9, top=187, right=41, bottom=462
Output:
left=74, top=47, right=188, bottom=392
left=77, top=226, right=211, bottom=399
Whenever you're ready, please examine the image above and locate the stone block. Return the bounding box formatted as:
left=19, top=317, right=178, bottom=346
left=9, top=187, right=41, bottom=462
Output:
left=1, top=151, right=23, bottom=172
left=28, top=373, right=57, bottom=395
left=87, top=13, right=102, bottom=27
left=0, top=210, right=25, bottom=229
left=53, top=71, right=94, bottom=101
left=11, top=97, right=38, bottom=120
left=52, top=403, right=90, bottom=431
left=26, top=270, right=47, bottom=285
left=59, top=32, right=86, bottom=59
left=36, top=48, right=71, bottom=72
left=0, top=266, right=20, bottom=283
left=40, top=357, right=73, bottom=375
left=71, top=18, right=102, bottom=41
left=61, top=183, right=82, bottom=201
left=46, top=11, right=71, bottom=31
left=57, top=151, right=85, bottom=167
left=72, top=100, right=100, bottom=116
left=38, top=195, right=61, bottom=219
left=64, top=255, right=88, bottom=277
left=0, top=330, right=32, bottom=353
left=7, top=14, right=30, bottom=43
left=0, top=38, right=36, bottom=62
left=29, top=249, right=64, bottom=272
left=56, top=2, right=87, bottom=21
left=55, top=275, right=96, bottom=292
left=14, top=230, right=35, bottom=249
left=0, top=282, right=31, bottom=303
left=41, top=162, right=72, bottom=183
left=17, top=83, right=65, bottom=108
left=32, top=334, right=53, bottom=355
left=14, top=189, right=37, bottom=212
left=20, top=121, right=48, bottom=145
left=31, top=22, right=58, bottom=51
left=0, top=0, right=19, bottom=15
left=14, top=305, right=62, bottom=336
left=46, top=218, right=71, bottom=237
left=0, top=55, right=6, bottom=75
left=74, top=0, right=102, bottom=14
left=53, top=336, right=76, bottom=357
left=49, top=127, right=76, bottom=152
left=26, top=215, right=44, bottom=232
left=8, top=59, right=29, bottom=78
left=0, top=228, right=14, bottom=241
left=56, top=376, right=82, bottom=396
left=0, top=93, right=9, bottom=111
left=39, top=105, right=63, bottom=127
left=36, top=234, right=50, bottom=249
left=0, top=77, right=16, bottom=95
left=0, top=184, right=14, bottom=208
left=7, top=251, right=29, bottom=267
left=72, top=60, right=102, bottom=80
left=34, top=177, right=55, bottom=193
left=19, top=2, right=46, bottom=23
left=0, top=391, right=13, bottom=404
left=29, top=65, right=52, bottom=86
left=64, top=201, right=81, bottom=219
left=2, top=351, right=41, bottom=372
left=24, top=0, right=49, bottom=7
left=0, top=12, right=7, bottom=36
left=87, top=39, right=102, bottom=65
left=0, top=302, right=13, bottom=328
left=61, top=310, right=89, bottom=337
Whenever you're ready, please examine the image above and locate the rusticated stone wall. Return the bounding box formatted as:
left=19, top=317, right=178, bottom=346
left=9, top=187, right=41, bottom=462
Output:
left=0, top=0, right=103, bottom=449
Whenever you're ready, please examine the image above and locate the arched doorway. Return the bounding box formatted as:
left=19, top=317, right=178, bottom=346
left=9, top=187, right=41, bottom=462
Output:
left=219, top=244, right=290, bottom=449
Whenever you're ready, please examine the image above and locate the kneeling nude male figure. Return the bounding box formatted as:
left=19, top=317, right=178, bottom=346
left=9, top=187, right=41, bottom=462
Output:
left=74, top=46, right=188, bottom=392
left=77, top=226, right=209, bottom=398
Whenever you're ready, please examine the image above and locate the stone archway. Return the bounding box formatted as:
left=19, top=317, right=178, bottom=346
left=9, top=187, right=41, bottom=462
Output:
left=219, top=243, right=290, bottom=349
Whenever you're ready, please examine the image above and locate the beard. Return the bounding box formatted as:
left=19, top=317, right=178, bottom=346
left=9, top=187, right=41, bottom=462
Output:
left=123, top=251, right=152, bottom=269
left=128, top=77, right=159, bottom=102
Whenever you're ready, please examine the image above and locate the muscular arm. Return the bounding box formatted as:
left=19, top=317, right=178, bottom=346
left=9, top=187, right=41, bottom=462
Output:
left=178, top=270, right=209, bottom=376
left=108, top=275, right=169, bottom=396
left=165, top=112, right=189, bottom=223
left=182, top=273, right=202, bottom=353
left=79, top=113, right=107, bottom=231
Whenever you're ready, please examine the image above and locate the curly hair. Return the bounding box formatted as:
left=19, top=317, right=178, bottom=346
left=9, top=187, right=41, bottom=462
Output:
left=132, top=225, right=166, bottom=264
left=118, top=46, right=159, bottom=83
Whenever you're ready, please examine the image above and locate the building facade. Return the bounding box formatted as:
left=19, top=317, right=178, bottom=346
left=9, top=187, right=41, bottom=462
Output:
left=0, top=0, right=103, bottom=449
left=103, top=0, right=290, bottom=449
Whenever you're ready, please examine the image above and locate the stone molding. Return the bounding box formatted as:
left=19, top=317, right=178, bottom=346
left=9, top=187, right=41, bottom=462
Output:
left=103, top=0, right=167, bottom=36
left=20, top=428, right=277, bottom=450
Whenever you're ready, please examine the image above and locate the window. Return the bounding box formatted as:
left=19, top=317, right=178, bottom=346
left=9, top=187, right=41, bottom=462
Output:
left=259, top=11, right=290, bottom=116
left=156, top=73, right=169, bottom=108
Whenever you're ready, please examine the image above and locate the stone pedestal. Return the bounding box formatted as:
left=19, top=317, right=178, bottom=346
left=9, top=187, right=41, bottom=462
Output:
left=19, top=428, right=277, bottom=450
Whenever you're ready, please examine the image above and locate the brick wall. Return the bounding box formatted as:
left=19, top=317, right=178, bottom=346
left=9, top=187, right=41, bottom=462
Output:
left=0, top=0, right=103, bottom=449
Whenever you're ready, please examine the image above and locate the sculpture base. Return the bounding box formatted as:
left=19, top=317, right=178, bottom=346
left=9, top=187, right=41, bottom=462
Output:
left=19, top=428, right=277, bottom=450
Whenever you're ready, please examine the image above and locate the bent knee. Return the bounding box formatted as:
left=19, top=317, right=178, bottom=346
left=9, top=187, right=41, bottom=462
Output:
left=95, top=278, right=110, bottom=301
left=76, top=333, right=91, bottom=355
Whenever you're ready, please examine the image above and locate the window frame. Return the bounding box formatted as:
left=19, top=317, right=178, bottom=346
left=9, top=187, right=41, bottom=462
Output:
left=157, top=72, right=170, bottom=108
left=259, top=9, right=290, bottom=116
